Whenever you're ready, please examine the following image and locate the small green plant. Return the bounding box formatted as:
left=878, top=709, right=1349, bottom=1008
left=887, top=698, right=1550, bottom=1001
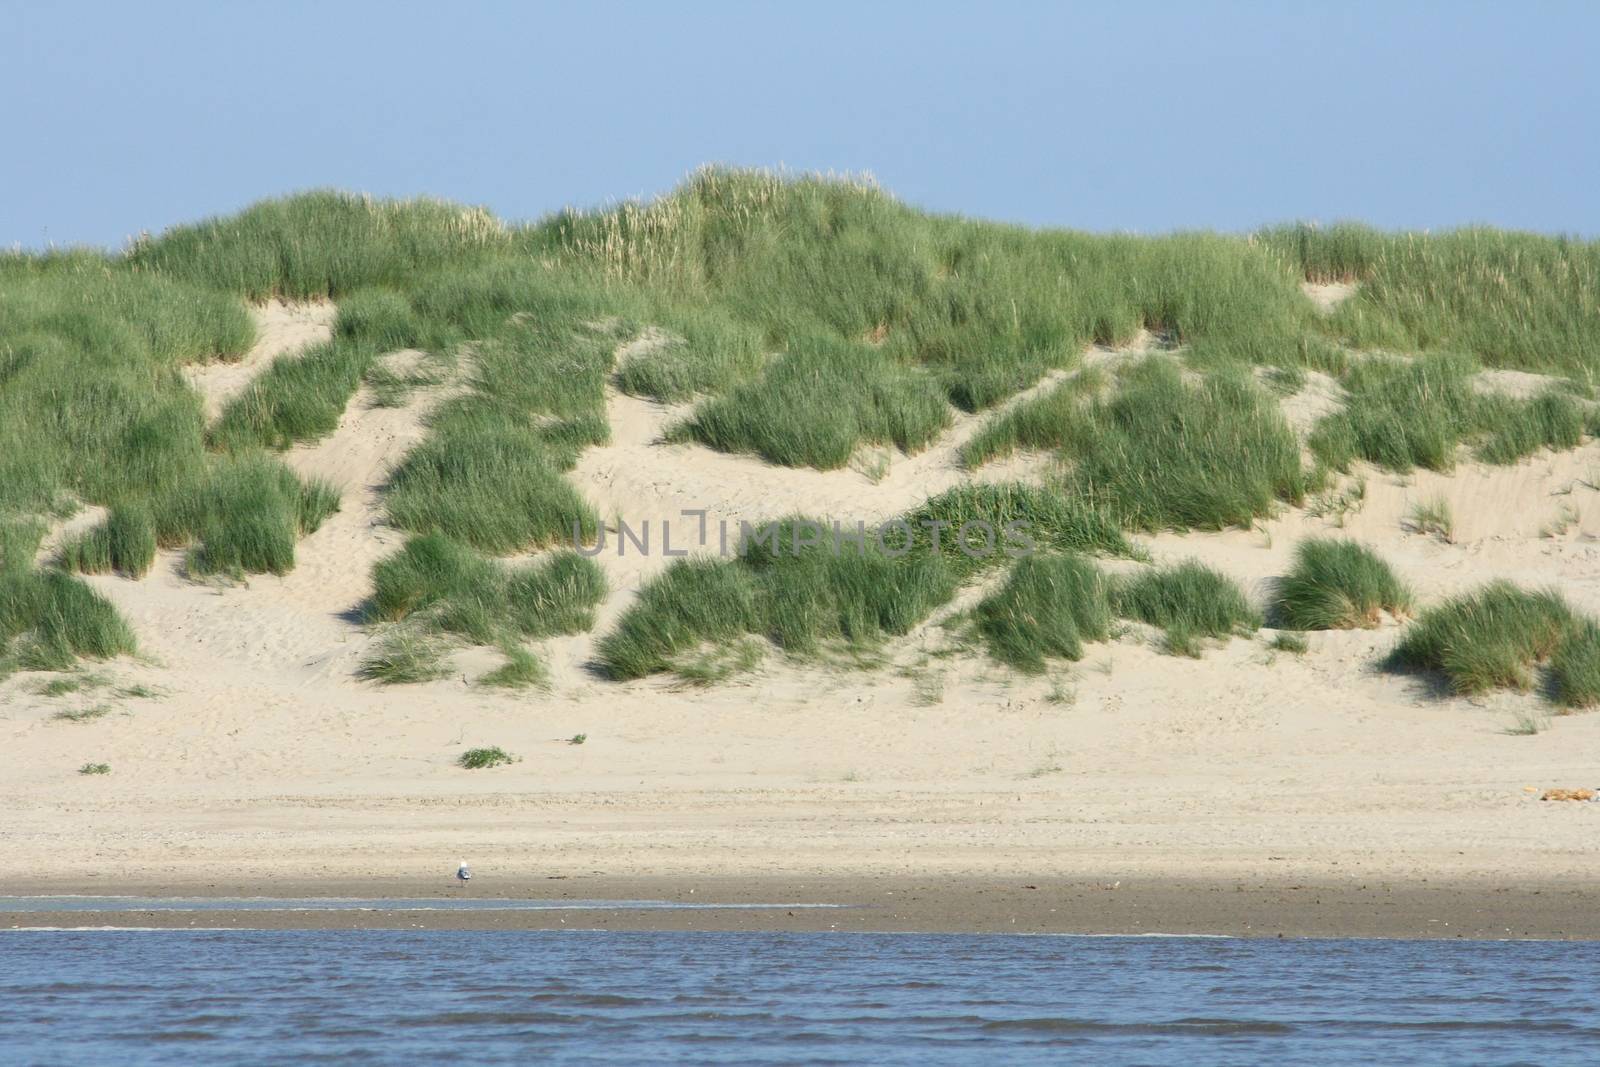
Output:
left=457, top=746, right=515, bottom=769
left=53, top=704, right=114, bottom=723
left=77, top=762, right=111, bottom=775
left=910, top=670, right=945, bottom=706
left=668, top=637, right=765, bottom=687
left=568, top=733, right=587, bottom=746
left=1275, top=538, right=1412, bottom=630
left=477, top=642, right=549, bottom=689
left=32, top=672, right=109, bottom=697
left=1306, top=478, right=1367, bottom=526
left=1269, top=631, right=1310, bottom=655
left=1540, top=504, right=1581, bottom=539
left=1045, top=675, right=1077, bottom=705
left=1505, top=709, right=1549, bottom=736
left=1406, top=495, right=1455, bottom=542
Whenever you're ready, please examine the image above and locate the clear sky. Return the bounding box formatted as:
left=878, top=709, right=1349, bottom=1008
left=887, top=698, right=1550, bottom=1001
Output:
left=5, top=1, right=1598, bottom=248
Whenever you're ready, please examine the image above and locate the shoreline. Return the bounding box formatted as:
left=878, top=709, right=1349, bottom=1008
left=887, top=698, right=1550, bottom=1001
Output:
left=7, top=875, right=1599, bottom=940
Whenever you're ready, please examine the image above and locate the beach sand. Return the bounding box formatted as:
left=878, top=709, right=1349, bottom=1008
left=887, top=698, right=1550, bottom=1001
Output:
left=5, top=301, right=1600, bottom=937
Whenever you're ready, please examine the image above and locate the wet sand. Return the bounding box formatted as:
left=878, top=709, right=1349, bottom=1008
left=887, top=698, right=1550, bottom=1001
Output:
left=7, top=874, right=1599, bottom=940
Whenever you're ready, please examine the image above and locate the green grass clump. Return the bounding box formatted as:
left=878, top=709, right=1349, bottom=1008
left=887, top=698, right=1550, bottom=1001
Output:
left=77, top=762, right=111, bottom=775
left=1389, top=581, right=1575, bottom=695
left=210, top=339, right=377, bottom=451
left=741, top=518, right=956, bottom=654
left=457, top=746, right=515, bottom=770
left=59, top=505, right=158, bottom=579
left=1308, top=353, right=1478, bottom=472
left=1406, top=495, right=1456, bottom=542
left=0, top=570, right=137, bottom=675
left=52, top=704, right=114, bottom=723
left=597, top=483, right=1141, bottom=681
left=1311, top=354, right=1592, bottom=474
left=976, top=554, right=1114, bottom=672
left=478, top=642, right=550, bottom=690
left=903, top=482, right=1138, bottom=563
left=596, top=558, right=760, bottom=680
left=1275, top=538, right=1412, bottom=630
left=1475, top=390, right=1586, bottom=465
left=1115, top=560, right=1261, bottom=657
left=384, top=418, right=601, bottom=554
left=614, top=305, right=766, bottom=402
left=971, top=361, right=1305, bottom=531
left=680, top=334, right=950, bottom=469
left=1269, top=631, right=1310, bottom=655
left=1551, top=619, right=1600, bottom=710
left=0, top=261, right=251, bottom=521
left=369, top=534, right=606, bottom=645
left=335, top=288, right=421, bottom=351
left=170, top=456, right=339, bottom=576
left=359, top=626, right=453, bottom=684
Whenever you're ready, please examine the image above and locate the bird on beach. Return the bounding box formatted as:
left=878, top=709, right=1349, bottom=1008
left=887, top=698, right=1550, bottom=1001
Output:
left=456, top=859, right=471, bottom=886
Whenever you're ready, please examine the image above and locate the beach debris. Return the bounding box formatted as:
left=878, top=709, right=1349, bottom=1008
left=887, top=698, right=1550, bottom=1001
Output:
left=1539, top=788, right=1596, bottom=802
left=456, top=859, right=471, bottom=884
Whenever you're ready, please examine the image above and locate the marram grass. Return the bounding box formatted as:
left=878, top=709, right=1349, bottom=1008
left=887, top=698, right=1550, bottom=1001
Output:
left=1275, top=538, right=1411, bottom=630
left=7, top=168, right=1600, bottom=677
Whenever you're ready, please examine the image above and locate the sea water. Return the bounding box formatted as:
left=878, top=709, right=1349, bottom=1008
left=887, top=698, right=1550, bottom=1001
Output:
left=2, top=923, right=1596, bottom=1065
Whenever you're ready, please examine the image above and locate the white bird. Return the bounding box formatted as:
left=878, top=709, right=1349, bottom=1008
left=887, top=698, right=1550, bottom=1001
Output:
left=456, top=859, right=471, bottom=886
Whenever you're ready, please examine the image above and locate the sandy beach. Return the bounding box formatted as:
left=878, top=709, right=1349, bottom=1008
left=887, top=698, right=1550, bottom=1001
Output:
left=6, top=301, right=1600, bottom=939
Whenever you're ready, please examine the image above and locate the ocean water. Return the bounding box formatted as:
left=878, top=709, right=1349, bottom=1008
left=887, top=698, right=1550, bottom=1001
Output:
left=2, top=926, right=1597, bottom=1065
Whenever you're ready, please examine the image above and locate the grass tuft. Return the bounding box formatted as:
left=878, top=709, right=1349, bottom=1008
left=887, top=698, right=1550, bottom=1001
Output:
left=359, top=626, right=453, bottom=685
left=1275, top=538, right=1411, bottom=630
left=1115, top=560, right=1261, bottom=657
left=975, top=554, right=1114, bottom=673
left=1389, top=581, right=1579, bottom=696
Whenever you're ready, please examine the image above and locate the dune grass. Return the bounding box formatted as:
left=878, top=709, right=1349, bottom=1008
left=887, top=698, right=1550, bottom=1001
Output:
left=1262, top=223, right=1600, bottom=382
left=125, top=191, right=509, bottom=301
left=1551, top=619, right=1600, bottom=710
left=969, top=361, right=1306, bottom=531
left=976, top=554, right=1115, bottom=673
left=9, top=170, right=1600, bottom=678
left=595, top=558, right=762, bottom=680
left=598, top=484, right=1139, bottom=681
left=57, top=506, right=155, bottom=579
left=1275, top=538, right=1412, bottom=630
left=0, top=569, right=137, bottom=677
left=369, top=534, right=606, bottom=642
left=678, top=334, right=951, bottom=469
left=1388, top=582, right=1581, bottom=697
left=477, top=642, right=551, bottom=690
left=362, top=534, right=605, bottom=686
left=1115, top=560, right=1261, bottom=658
left=1310, top=353, right=1590, bottom=473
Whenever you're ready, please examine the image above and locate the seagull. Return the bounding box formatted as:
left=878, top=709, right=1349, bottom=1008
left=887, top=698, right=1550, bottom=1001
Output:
left=456, top=859, right=471, bottom=886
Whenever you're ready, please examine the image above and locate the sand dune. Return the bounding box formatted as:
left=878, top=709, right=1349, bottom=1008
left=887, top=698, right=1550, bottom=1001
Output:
left=5, top=301, right=1600, bottom=898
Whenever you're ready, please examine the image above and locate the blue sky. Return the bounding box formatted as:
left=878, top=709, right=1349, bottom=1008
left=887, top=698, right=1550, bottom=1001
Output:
left=5, top=1, right=1598, bottom=247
